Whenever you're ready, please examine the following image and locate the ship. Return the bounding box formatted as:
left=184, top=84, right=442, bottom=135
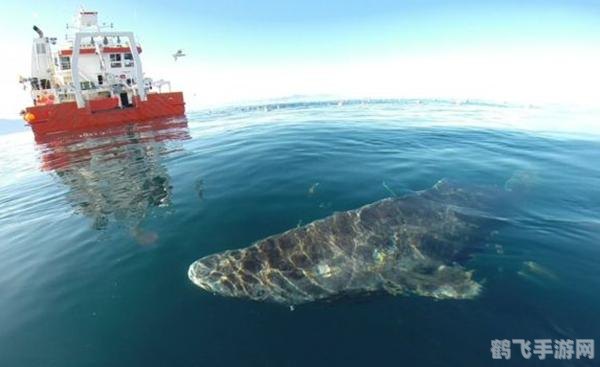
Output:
left=20, top=10, right=185, bottom=134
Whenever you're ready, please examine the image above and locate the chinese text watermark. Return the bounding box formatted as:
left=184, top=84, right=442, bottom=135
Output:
left=491, top=339, right=594, bottom=360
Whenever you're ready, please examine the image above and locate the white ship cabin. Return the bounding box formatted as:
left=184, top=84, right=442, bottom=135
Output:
left=24, top=11, right=171, bottom=109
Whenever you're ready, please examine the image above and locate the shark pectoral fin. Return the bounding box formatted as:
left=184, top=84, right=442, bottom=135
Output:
left=427, top=264, right=481, bottom=299
left=398, top=264, right=481, bottom=300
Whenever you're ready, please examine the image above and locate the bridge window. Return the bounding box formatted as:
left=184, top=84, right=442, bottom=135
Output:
left=59, top=56, right=71, bottom=70
left=110, top=53, right=122, bottom=68
left=124, top=53, right=134, bottom=67
left=80, top=81, right=96, bottom=90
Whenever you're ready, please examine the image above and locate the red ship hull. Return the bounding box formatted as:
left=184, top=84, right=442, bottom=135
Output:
left=25, top=92, right=185, bottom=134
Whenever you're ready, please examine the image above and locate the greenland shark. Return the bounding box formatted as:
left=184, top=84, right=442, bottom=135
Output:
left=188, top=179, right=504, bottom=305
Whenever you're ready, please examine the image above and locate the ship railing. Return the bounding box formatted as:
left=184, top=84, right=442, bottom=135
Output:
left=63, top=35, right=141, bottom=52
left=151, top=79, right=172, bottom=93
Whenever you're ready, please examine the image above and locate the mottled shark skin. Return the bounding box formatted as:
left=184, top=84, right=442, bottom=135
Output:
left=189, top=180, right=500, bottom=305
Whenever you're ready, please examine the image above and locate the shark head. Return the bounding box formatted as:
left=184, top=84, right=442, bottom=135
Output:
left=188, top=249, right=279, bottom=302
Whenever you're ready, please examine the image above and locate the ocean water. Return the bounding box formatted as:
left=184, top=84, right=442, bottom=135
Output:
left=0, top=100, right=599, bottom=367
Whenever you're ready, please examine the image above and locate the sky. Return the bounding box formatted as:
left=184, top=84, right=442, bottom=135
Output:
left=1, top=0, right=599, bottom=118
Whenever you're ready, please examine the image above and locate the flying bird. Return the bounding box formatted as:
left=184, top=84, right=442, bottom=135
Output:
left=172, top=49, right=186, bottom=61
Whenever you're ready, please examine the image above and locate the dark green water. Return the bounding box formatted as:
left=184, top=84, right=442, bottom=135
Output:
left=0, top=100, right=599, bottom=366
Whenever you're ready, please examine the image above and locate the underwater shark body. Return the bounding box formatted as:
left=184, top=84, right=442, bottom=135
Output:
left=189, top=180, right=504, bottom=305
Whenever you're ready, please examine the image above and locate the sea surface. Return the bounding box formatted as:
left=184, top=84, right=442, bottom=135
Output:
left=0, top=99, right=599, bottom=367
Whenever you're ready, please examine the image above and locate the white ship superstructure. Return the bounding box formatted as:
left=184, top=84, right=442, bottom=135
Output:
left=20, top=10, right=185, bottom=134
left=24, top=10, right=171, bottom=109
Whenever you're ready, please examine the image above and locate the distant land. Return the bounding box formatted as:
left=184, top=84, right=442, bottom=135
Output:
left=0, top=119, right=28, bottom=135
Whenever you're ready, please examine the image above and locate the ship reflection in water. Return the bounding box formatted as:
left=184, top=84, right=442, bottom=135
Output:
left=33, top=117, right=190, bottom=242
